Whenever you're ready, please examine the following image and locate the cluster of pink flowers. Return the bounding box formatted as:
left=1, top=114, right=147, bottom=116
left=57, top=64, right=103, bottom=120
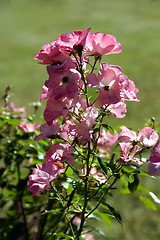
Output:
left=118, top=126, right=159, bottom=166
left=23, top=28, right=159, bottom=196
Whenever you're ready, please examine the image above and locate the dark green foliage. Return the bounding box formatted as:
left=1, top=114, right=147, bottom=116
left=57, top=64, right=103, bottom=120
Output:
left=0, top=98, right=160, bottom=240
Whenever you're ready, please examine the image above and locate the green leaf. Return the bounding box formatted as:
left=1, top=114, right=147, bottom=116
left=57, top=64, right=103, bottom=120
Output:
left=88, top=214, right=100, bottom=221
left=139, top=171, right=156, bottom=179
left=52, top=232, right=74, bottom=239
left=107, top=125, right=115, bottom=136
left=128, top=174, right=134, bottom=183
left=49, top=211, right=65, bottom=232
left=138, top=185, right=150, bottom=195
left=121, top=188, right=130, bottom=194
left=97, top=157, right=108, bottom=176
left=61, top=182, right=69, bottom=189
left=120, top=175, right=130, bottom=194
left=66, top=167, right=73, bottom=177
left=40, top=209, right=62, bottom=215
left=123, top=164, right=140, bottom=174
left=101, top=124, right=115, bottom=135
left=87, top=226, right=105, bottom=236
left=139, top=196, right=157, bottom=211
left=96, top=212, right=112, bottom=229
left=57, top=116, right=63, bottom=125
left=37, top=151, right=45, bottom=160
left=67, top=184, right=74, bottom=195
left=101, top=203, right=123, bottom=227
left=128, top=174, right=139, bottom=193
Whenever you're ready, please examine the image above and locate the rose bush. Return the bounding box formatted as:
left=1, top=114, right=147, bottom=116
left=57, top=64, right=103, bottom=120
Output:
left=1, top=28, right=160, bottom=240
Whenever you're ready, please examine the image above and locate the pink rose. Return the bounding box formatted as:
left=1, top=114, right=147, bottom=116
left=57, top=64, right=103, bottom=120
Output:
left=45, top=142, right=75, bottom=165
left=44, top=98, right=69, bottom=125
left=94, top=63, right=123, bottom=106
left=18, top=122, right=40, bottom=133
left=69, top=107, right=98, bottom=145
left=138, top=127, right=158, bottom=147
left=107, top=102, right=127, bottom=118
left=119, top=76, right=139, bottom=102
left=118, top=126, right=158, bottom=147
left=118, top=126, right=137, bottom=143
left=34, top=42, right=71, bottom=65
left=46, top=61, right=81, bottom=100
left=97, top=129, right=118, bottom=156
left=28, top=161, right=64, bottom=196
left=34, top=120, right=60, bottom=141
left=85, top=32, right=121, bottom=58
left=148, top=141, right=160, bottom=176
left=120, top=143, right=142, bottom=165
left=56, top=28, right=91, bottom=52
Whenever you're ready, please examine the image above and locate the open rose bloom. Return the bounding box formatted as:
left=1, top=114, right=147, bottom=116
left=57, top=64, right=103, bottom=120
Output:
left=28, top=162, right=64, bottom=196
left=85, top=32, right=121, bottom=58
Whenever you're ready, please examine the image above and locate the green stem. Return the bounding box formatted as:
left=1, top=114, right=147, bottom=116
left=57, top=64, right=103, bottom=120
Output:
left=17, top=162, right=29, bottom=240
left=36, top=197, right=54, bottom=240
left=86, top=176, right=118, bottom=218
left=66, top=163, right=83, bottom=180
left=92, top=106, right=108, bottom=152
left=88, top=172, right=114, bottom=201
left=96, top=105, right=109, bottom=121
left=66, top=215, right=76, bottom=239
left=79, top=55, right=89, bottom=108
left=76, top=142, right=91, bottom=239
left=91, top=58, right=98, bottom=73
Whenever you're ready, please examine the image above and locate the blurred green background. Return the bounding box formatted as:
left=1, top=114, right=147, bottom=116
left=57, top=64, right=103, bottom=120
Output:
left=0, top=0, right=160, bottom=239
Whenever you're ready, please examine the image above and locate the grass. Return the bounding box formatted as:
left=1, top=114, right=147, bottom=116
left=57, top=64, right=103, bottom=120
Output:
left=0, top=0, right=160, bottom=128
left=0, top=0, right=160, bottom=239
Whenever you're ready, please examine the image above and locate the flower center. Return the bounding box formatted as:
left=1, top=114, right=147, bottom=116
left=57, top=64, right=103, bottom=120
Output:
left=104, top=86, right=110, bottom=91
left=62, top=76, right=69, bottom=83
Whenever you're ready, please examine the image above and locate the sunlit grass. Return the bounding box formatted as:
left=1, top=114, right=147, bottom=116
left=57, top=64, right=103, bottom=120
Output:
left=0, top=0, right=160, bottom=129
